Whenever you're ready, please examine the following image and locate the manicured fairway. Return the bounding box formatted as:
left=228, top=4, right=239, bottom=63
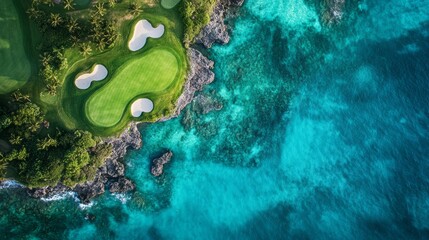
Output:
left=161, top=0, right=181, bottom=9
left=85, top=48, right=179, bottom=127
left=0, top=0, right=31, bottom=94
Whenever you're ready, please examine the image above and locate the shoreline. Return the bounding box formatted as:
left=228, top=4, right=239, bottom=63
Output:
left=1, top=0, right=245, bottom=202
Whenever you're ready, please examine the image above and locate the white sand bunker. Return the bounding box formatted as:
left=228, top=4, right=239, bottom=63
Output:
left=75, top=64, right=108, bottom=90
left=131, top=98, right=154, bottom=117
left=128, top=20, right=165, bottom=51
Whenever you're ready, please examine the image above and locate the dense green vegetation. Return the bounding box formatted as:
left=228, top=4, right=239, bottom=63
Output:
left=0, top=93, right=112, bottom=187
left=0, top=0, right=218, bottom=187
left=180, top=0, right=217, bottom=46
left=0, top=0, right=188, bottom=186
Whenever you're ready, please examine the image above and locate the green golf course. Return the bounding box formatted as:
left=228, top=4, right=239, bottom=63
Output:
left=0, top=0, right=31, bottom=94
left=0, top=0, right=190, bottom=136
left=85, top=48, right=180, bottom=127
left=161, top=0, right=182, bottom=9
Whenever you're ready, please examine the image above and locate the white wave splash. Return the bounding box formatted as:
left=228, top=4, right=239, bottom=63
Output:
left=79, top=201, right=96, bottom=210
left=41, top=191, right=79, bottom=202
left=0, top=180, right=24, bottom=189
left=113, top=193, right=131, bottom=204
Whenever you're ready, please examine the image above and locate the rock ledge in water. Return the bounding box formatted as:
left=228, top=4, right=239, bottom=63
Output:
left=151, top=151, right=173, bottom=177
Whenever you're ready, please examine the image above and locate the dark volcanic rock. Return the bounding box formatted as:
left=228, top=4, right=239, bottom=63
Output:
left=163, top=0, right=244, bottom=121
left=74, top=176, right=105, bottom=204
left=17, top=0, right=246, bottom=203
left=163, top=48, right=215, bottom=120
left=196, top=0, right=245, bottom=48
left=72, top=123, right=140, bottom=201
left=196, top=3, right=230, bottom=48
left=109, top=177, right=135, bottom=193
left=28, top=123, right=140, bottom=202
left=151, top=151, right=173, bottom=177
left=28, top=184, right=69, bottom=199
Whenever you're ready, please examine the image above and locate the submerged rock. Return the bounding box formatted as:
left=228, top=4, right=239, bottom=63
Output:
left=193, top=94, right=223, bottom=115
left=109, top=177, right=135, bottom=193
left=322, top=0, right=346, bottom=24
left=151, top=151, right=173, bottom=177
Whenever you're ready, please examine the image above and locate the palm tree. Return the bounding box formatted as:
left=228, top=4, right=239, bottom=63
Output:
left=31, top=0, right=42, bottom=6
left=11, top=91, right=30, bottom=103
left=9, top=134, right=23, bottom=145
left=0, top=160, right=7, bottom=176
left=40, top=53, right=52, bottom=67
left=71, top=35, right=79, bottom=47
left=36, top=135, right=58, bottom=150
left=97, top=41, right=106, bottom=51
left=108, top=0, right=116, bottom=8
left=80, top=43, right=92, bottom=57
left=42, top=0, right=55, bottom=7
left=26, top=6, right=41, bottom=19
left=67, top=18, right=80, bottom=33
left=95, top=2, right=106, bottom=16
left=63, top=0, right=74, bottom=10
left=28, top=122, right=40, bottom=133
left=90, top=12, right=102, bottom=28
left=130, top=3, right=142, bottom=16
left=50, top=13, right=62, bottom=27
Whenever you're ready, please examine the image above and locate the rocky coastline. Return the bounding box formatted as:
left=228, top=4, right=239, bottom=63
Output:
left=4, top=0, right=245, bottom=203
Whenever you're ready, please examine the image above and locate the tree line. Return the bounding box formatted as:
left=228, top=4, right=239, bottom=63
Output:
left=26, top=0, right=120, bottom=95
left=0, top=92, right=112, bottom=187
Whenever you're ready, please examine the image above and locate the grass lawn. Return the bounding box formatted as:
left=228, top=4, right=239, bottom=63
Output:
left=0, top=0, right=32, bottom=94
left=56, top=5, right=188, bottom=136
left=0, top=0, right=188, bottom=136
left=85, top=48, right=180, bottom=127
left=161, top=0, right=182, bottom=9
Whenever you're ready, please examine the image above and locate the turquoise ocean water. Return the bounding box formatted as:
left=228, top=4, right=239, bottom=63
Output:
left=2, top=0, right=429, bottom=239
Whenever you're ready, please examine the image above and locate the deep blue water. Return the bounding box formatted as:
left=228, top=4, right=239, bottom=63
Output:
left=2, top=0, right=429, bottom=239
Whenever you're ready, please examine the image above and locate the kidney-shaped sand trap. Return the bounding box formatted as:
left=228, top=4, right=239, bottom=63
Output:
left=75, top=64, right=108, bottom=90
left=128, top=20, right=165, bottom=52
left=131, top=98, right=154, bottom=117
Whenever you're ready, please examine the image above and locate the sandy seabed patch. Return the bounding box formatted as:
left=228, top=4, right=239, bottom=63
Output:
left=131, top=98, right=154, bottom=117
left=75, top=64, right=108, bottom=90
left=128, top=20, right=165, bottom=52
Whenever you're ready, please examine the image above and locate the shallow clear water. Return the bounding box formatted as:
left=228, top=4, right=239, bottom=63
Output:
left=2, top=0, right=429, bottom=239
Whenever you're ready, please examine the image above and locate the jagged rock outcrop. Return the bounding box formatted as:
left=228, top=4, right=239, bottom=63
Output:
left=109, top=177, right=135, bottom=193
left=28, top=123, right=141, bottom=203
left=28, top=184, right=69, bottom=199
left=196, top=0, right=245, bottom=48
left=21, top=0, right=246, bottom=203
left=163, top=0, right=244, bottom=121
left=151, top=151, right=173, bottom=177
left=163, top=49, right=215, bottom=121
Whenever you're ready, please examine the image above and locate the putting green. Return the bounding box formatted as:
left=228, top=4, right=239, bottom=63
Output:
left=85, top=48, right=179, bottom=127
left=0, top=0, right=31, bottom=94
left=161, top=0, right=181, bottom=9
